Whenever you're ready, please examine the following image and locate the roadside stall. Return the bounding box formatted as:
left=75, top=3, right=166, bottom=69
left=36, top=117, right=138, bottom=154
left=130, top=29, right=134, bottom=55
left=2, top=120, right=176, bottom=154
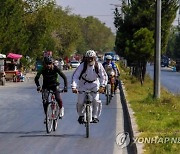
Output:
left=5, top=53, right=24, bottom=82
left=0, top=54, right=6, bottom=85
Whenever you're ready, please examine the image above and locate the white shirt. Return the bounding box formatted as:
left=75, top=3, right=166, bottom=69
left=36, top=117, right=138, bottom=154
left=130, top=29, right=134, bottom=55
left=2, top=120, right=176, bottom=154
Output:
left=71, top=62, right=108, bottom=90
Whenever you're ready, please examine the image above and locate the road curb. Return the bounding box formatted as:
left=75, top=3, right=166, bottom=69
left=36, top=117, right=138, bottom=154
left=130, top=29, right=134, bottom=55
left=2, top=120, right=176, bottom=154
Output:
left=119, top=80, right=140, bottom=154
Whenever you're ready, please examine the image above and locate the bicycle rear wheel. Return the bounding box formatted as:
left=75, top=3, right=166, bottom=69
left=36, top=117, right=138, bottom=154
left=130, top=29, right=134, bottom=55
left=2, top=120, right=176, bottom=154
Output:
left=46, top=103, right=53, bottom=133
left=106, top=84, right=111, bottom=105
left=85, top=105, right=90, bottom=138
left=111, top=83, right=115, bottom=95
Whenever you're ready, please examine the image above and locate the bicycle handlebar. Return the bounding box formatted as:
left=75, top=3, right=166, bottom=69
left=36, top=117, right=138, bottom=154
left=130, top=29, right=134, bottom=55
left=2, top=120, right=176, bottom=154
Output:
left=78, top=90, right=99, bottom=94
left=38, top=89, right=64, bottom=93
left=57, top=89, right=65, bottom=93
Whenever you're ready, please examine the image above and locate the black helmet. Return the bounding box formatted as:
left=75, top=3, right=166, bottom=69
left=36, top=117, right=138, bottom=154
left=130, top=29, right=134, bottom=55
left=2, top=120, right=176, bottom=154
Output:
left=44, top=56, right=53, bottom=65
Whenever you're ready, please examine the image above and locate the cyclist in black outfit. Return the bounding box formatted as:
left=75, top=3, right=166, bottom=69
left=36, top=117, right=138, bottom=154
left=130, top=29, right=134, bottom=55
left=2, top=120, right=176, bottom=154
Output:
left=35, top=56, right=68, bottom=120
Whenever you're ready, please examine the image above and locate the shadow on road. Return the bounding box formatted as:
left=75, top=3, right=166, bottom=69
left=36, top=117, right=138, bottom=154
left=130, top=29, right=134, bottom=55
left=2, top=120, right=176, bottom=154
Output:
left=0, top=131, right=84, bottom=138
left=0, top=130, right=44, bottom=134
left=19, top=133, right=84, bottom=138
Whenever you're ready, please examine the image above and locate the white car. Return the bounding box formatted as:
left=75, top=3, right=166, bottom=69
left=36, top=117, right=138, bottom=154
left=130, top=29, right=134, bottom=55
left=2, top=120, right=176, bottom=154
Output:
left=70, top=61, right=80, bottom=68
left=114, top=55, right=120, bottom=61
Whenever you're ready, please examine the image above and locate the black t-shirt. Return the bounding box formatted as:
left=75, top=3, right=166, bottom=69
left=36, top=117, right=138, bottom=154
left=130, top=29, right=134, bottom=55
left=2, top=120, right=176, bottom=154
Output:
left=35, top=65, right=67, bottom=88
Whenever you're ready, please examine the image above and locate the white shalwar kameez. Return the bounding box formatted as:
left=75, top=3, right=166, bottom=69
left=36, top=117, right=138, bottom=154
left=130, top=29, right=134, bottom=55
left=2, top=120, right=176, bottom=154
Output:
left=71, top=62, right=108, bottom=118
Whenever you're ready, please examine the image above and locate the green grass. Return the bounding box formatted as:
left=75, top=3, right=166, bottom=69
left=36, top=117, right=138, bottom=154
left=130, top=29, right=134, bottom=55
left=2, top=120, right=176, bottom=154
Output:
left=120, top=65, right=180, bottom=154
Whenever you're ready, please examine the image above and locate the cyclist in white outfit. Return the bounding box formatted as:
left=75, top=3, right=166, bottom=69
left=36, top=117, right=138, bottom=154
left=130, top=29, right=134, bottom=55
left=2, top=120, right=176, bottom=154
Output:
left=71, top=50, right=108, bottom=124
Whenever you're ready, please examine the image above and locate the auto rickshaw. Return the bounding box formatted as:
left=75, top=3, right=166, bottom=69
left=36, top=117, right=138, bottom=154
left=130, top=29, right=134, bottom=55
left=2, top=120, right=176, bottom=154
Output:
left=5, top=53, right=24, bottom=82
left=0, top=54, right=6, bottom=86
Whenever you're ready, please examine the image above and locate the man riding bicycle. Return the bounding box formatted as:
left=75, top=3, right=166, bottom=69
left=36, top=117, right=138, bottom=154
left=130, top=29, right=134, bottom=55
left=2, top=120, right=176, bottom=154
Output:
left=71, top=50, right=108, bottom=124
left=102, top=55, right=119, bottom=94
left=35, top=56, right=68, bottom=123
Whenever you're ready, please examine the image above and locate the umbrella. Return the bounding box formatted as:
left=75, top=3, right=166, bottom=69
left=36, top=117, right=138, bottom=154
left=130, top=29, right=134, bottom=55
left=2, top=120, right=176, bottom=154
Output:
left=7, top=53, right=22, bottom=60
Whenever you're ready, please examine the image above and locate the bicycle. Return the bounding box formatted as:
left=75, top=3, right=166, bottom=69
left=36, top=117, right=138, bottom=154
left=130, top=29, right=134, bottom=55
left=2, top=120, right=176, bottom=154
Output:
left=79, top=90, right=101, bottom=138
left=42, top=89, right=64, bottom=133
left=105, top=71, right=116, bottom=105
left=105, top=68, right=116, bottom=105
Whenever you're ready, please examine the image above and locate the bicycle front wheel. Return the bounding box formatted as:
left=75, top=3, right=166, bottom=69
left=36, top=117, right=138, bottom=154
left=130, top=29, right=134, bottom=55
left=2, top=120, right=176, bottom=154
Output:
left=53, top=119, right=58, bottom=131
left=85, top=105, right=90, bottom=138
left=53, top=103, right=59, bottom=131
left=46, top=103, right=54, bottom=133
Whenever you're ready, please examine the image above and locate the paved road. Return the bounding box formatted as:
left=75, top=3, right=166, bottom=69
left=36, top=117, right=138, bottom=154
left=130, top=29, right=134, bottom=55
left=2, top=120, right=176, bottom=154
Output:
left=0, top=70, right=133, bottom=154
left=147, top=65, right=180, bottom=94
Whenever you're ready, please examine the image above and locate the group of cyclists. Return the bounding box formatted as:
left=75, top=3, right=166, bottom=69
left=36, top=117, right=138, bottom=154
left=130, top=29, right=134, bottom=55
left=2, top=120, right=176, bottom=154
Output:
left=34, top=50, right=120, bottom=124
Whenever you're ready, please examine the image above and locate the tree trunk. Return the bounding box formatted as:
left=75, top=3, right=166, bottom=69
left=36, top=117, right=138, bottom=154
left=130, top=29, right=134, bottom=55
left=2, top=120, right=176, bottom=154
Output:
left=139, top=61, right=147, bottom=85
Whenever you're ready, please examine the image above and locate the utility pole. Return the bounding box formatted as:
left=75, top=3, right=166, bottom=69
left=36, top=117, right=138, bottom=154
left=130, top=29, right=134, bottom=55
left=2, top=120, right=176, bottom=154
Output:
left=178, top=0, right=180, bottom=25
left=154, top=0, right=161, bottom=98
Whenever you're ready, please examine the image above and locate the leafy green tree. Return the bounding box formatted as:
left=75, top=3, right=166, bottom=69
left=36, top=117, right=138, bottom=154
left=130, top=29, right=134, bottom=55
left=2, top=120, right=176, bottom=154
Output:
left=0, top=0, right=116, bottom=67
left=166, top=26, right=177, bottom=58
left=79, top=16, right=115, bottom=53
left=52, top=8, right=82, bottom=58
left=24, top=1, right=56, bottom=59
left=130, top=28, right=154, bottom=84
left=0, top=0, right=28, bottom=54
left=114, top=0, right=178, bottom=82
left=161, top=0, right=179, bottom=53
left=173, top=27, right=180, bottom=59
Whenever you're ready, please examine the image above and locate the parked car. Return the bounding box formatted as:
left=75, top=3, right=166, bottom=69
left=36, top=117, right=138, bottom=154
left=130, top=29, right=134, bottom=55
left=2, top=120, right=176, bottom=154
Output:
left=70, top=61, right=80, bottom=68
left=114, top=54, right=120, bottom=61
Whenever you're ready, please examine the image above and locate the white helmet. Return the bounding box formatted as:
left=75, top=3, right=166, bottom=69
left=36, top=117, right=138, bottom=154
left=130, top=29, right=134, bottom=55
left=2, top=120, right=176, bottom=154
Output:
left=106, top=55, right=112, bottom=60
left=85, top=50, right=96, bottom=58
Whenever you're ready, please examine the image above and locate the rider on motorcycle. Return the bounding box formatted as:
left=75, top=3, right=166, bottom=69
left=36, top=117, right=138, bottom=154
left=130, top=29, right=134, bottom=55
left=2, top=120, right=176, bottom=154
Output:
left=35, top=56, right=68, bottom=122
left=71, top=50, right=108, bottom=124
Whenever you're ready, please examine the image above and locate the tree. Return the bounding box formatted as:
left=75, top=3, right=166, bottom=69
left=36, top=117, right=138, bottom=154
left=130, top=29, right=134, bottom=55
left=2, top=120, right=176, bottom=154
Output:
left=166, top=26, right=178, bottom=58
left=0, top=0, right=116, bottom=65
left=130, top=28, right=154, bottom=84
left=79, top=16, right=115, bottom=53
left=114, top=0, right=178, bottom=83
left=24, top=1, right=58, bottom=59
left=0, top=0, right=28, bottom=54
left=173, top=27, right=180, bottom=59
left=52, top=8, right=82, bottom=58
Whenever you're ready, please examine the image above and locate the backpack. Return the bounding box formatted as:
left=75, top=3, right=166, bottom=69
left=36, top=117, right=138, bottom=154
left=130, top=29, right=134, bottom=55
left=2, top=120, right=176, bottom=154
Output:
left=79, top=61, right=100, bottom=80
